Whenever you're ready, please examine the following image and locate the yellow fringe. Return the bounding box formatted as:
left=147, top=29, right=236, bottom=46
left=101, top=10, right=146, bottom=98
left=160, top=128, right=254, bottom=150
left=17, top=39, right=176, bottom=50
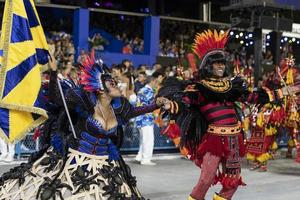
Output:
left=246, top=153, right=255, bottom=161
left=0, top=115, right=46, bottom=144
left=0, top=102, right=48, bottom=144
left=256, top=112, right=264, bottom=128
left=0, top=102, right=48, bottom=118
left=0, top=0, right=13, bottom=99
left=188, top=196, right=196, bottom=200
left=271, top=141, right=278, bottom=150
left=243, top=117, right=250, bottom=132
left=265, top=126, right=277, bottom=136
left=257, top=153, right=272, bottom=163
left=286, top=68, right=294, bottom=85
left=213, top=194, right=227, bottom=200
left=288, top=139, right=296, bottom=148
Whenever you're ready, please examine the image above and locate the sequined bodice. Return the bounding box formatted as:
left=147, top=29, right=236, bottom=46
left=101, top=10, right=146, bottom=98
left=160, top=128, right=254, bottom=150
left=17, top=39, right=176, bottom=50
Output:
left=77, top=116, right=118, bottom=157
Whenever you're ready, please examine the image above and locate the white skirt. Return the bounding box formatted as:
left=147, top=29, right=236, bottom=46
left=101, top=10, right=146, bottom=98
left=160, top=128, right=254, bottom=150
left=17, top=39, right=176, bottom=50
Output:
left=0, top=147, right=144, bottom=200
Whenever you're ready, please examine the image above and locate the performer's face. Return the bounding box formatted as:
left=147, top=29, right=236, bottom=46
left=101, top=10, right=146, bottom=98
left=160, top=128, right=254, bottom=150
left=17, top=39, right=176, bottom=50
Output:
left=105, top=79, right=122, bottom=97
left=212, top=62, right=225, bottom=78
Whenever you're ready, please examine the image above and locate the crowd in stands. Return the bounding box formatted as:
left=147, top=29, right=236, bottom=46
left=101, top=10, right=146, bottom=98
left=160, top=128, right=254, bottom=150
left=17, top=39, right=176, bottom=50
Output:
left=89, top=14, right=198, bottom=56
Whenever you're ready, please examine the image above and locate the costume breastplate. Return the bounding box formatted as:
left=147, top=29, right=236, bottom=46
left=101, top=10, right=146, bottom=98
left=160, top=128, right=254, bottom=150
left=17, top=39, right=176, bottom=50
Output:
left=77, top=116, right=118, bottom=158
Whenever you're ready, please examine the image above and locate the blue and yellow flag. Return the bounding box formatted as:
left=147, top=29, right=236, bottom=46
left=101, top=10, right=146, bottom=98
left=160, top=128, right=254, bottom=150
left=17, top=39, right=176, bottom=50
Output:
left=0, top=0, right=49, bottom=143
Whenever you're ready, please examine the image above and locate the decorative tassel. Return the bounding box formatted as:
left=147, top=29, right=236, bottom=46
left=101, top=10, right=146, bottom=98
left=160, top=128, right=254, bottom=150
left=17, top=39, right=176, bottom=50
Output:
left=213, top=193, right=227, bottom=200
left=243, top=117, right=250, bottom=132
left=271, top=141, right=278, bottom=150
left=246, top=152, right=255, bottom=161
left=256, top=112, right=264, bottom=128
left=33, top=127, right=42, bottom=141
left=160, top=120, right=181, bottom=139
left=257, top=153, right=272, bottom=163
left=288, top=139, right=296, bottom=148
left=286, top=68, right=294, bottom=85
left=188, top=196, right=196, bottom=200
left=218, top=173, right=246, bottom=190
left=265, top=126, right=276, bottom=136
left=173, top=137, right=189, bottom=157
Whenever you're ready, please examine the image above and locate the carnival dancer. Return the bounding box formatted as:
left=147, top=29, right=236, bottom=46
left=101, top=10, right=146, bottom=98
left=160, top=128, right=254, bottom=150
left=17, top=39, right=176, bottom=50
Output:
left=158, top=30, right=249, bottom=200
left=246, top=84, right=285, bottom=172
left=0, top=53, right=167, bottom=200
left=280, top=57, right=300, bottom=159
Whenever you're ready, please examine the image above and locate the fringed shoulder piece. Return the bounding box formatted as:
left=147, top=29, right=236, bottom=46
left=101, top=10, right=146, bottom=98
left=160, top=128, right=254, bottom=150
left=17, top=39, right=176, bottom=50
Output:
left=197, top=76, right=249, bottom=102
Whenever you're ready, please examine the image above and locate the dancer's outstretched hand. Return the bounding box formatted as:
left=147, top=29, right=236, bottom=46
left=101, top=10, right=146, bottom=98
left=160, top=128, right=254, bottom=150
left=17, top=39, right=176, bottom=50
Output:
left=156, top=97, right=169, bottom=107
left=162, top=99, right=171, bottom=110
left=156, top=97, right=171, bottom=110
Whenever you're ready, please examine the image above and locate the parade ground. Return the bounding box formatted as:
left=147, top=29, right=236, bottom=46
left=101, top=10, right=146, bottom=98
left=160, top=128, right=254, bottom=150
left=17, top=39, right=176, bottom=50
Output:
left=1, top=153, right=300, bottom=200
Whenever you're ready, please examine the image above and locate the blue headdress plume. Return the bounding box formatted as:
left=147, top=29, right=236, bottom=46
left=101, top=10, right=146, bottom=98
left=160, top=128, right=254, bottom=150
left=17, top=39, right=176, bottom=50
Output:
left=79, top=50, right=105, bottom=92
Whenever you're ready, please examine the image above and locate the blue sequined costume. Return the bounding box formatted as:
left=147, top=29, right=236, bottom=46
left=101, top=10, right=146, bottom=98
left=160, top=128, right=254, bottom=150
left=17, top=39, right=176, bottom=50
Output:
left=0, top=70, right=158, bottom=200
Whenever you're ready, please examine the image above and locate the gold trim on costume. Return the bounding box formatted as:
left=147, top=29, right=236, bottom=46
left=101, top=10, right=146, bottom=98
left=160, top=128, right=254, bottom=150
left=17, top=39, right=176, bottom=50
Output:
left=188, top=196, right=196, bottom=200
left=207, top=123, right=241, bottom=135
left=213, top=193, right=227, bottom=200
left=200, top=78, right=232, bottom=93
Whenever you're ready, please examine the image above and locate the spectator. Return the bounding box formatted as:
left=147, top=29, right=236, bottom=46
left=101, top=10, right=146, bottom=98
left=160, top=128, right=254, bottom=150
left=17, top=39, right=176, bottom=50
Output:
left=122, top=59, right=133, bottom=73
left=134, top=71, right=147, bottom=94
left=137, top=64, right=147, bottom=73
left=60, top=61, right=73, bottom=78
left=263, top=50, right=273, bottom=65
left=77, top=49, right=87, bottom=63
left=48, top=39, right=56, bottom=56
left=69, top=67, right=80, bottom=85
left=135, top=71, right=164, bottom=165
left=112, top=64, right=131, bottom=98
left=0, top=138, right=15, bottom=162
left=146, top=63, right=162, bottom=76
left=122, top=43, right=133, bottom=54
left=68, top=53, right=75, bottom=65
left=111, top=64, right=126, bottom=80
left=89, top=33, right=109, bottom=51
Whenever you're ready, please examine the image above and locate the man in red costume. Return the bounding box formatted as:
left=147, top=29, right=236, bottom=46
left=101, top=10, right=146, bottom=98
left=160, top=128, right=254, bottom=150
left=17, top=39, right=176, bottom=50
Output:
left=159, top=30, right=248, bottom=200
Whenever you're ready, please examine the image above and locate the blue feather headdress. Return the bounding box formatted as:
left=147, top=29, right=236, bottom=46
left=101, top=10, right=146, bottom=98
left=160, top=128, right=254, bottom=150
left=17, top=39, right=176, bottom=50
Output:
left=79, top=51, right=109, bottom=92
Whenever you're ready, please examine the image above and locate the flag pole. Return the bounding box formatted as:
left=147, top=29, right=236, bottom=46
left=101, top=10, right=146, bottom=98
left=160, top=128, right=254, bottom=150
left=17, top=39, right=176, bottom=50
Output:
left=56, top=78, right=77, bottom=139
left=48, top=52, right=77, bottom=139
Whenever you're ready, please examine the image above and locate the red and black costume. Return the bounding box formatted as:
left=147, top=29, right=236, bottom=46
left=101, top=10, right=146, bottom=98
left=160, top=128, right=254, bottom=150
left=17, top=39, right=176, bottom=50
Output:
left=158, top=30, right=249, bottom=200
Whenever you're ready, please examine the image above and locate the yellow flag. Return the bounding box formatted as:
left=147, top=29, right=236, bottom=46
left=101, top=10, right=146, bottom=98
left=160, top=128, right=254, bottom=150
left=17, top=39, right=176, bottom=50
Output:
left=0, top=0, right=49, bottom=143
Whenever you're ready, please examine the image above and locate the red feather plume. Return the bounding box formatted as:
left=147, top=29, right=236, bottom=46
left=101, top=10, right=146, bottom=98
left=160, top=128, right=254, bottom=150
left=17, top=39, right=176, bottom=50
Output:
left=192, top=29, right=229, bottom=59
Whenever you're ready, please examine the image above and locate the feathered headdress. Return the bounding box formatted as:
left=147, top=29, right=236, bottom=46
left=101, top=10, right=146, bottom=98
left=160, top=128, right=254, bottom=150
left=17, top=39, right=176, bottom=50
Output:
left=192, top=29, right=229, bottom=69
left=79, top=51, right=109, bottom=92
